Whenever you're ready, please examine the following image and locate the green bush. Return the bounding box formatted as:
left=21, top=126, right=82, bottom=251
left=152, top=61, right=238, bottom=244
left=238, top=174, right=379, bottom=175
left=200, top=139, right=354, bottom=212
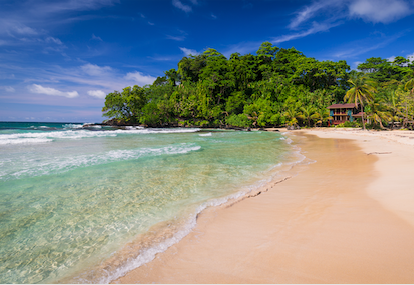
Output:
left=365, top=123, right=382, bottom=130
left=226, top=114, right=252, bottom=128
left=336, top=121, right=361, bottom=128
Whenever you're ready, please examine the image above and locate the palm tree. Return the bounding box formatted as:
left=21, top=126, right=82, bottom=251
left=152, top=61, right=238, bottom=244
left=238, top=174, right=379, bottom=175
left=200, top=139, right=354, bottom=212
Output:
left=403, top=74, right=414, bottom=126
left=312, top=108, right=332, bottom=127
left=283, top=106, right=300, bottom=128
left=404, top=76, right=414, bottom=96
left=299, top=105, right=316, bottom=127
left=366, top=100, right=391, bottom=129
left=381, top=87, right=403, bottom=129
left=344, top=75, right=377, bottom=130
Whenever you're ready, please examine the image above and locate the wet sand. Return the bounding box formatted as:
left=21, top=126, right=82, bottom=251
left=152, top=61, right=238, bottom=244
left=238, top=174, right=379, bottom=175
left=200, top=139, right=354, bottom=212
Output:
left=114, top=131, right=414, bottom=283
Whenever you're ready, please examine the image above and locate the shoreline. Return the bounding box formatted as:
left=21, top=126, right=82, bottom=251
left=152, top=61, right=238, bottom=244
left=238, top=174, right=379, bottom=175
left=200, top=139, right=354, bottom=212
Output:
left=58, top=130, right=300, bottom=284
left=114, top=129, right=414, bottom=283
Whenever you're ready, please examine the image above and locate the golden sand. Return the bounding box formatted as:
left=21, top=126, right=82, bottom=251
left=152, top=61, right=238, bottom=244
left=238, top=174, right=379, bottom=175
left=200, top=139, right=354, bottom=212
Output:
left=114, top=130, right=414, bottom=283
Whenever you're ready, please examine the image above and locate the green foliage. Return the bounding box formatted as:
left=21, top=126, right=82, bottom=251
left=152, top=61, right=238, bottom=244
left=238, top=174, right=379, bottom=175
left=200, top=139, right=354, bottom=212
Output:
left=336, top=121, right=361, bottom=128
left=226, top=114, right=252, bottom=128
left=101, top=42, right=414, bottom=130
left=140, top=102, right=164, bottom=126
left=243, top=98, right=275, bottom=127
left=344, top=74, right=377, bottom=130
left=102, top=85, right=146, bottom=123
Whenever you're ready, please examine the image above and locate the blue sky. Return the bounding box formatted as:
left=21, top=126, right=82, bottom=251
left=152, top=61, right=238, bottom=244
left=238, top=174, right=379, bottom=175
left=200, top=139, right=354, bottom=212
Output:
left=1, top=0, right=414, bottom=123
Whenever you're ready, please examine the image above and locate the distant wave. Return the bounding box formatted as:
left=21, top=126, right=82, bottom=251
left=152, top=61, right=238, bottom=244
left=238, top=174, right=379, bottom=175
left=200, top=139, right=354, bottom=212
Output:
left=199, top=132, right=212, bottom=137
left=1, top=143, right=201, bottom=180
left=62, top=123, right=84, bottom=129
left=0, top=128, right=201, bottom=145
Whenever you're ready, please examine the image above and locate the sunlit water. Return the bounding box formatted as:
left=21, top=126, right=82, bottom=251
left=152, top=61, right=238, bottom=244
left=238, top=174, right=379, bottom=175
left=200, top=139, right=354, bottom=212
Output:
left=0, top=122, right=301, bottom=283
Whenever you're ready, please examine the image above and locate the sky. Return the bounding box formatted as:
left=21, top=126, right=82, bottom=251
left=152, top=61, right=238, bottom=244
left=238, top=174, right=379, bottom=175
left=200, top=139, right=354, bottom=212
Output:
left=1, top=0, right=414, bottom=123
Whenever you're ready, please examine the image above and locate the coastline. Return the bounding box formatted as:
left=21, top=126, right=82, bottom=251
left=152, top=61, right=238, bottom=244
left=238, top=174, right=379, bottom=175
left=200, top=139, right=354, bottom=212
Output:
left=114, top=129, right=414, bottom=283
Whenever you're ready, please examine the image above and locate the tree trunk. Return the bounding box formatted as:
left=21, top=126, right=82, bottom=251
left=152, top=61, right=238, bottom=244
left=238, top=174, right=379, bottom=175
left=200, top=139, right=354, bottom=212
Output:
left=379, top=119, right=385, bottom=129
left=361, top=105, right=366, bottom=130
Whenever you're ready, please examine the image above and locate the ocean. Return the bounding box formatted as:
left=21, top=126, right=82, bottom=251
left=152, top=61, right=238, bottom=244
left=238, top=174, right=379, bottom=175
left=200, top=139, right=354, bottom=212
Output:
left=0, top=122, right=302, bottom=283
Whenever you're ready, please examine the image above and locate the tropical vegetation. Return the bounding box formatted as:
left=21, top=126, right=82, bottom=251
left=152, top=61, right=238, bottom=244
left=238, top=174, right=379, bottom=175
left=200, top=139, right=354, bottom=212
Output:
left=102, top=42, right=414, bottom=129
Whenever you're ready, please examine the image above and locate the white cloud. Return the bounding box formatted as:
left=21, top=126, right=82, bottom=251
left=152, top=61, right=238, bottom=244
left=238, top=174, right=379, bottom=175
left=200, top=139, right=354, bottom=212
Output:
left=221, top=41, right=262, bottom=58
left=348, top=0, right=411, bottom=23
left=125, top=71, right=156, bottom=85
left=81, top=63, right=112, bottom=76
left=332, top=33, right=403, bottom=58
left=387, top=55, right=396, bottom=62
left=407, top=52, right=414, bottom=62
left=211, top=14, right=217, bottom=19
left=167, top=35, right=186, bottom=41
left=148, top=21, right=155, bottom=25
left=284, top=0, right=413, bottom=45
left=87, top=89, right=106, bottom=98
left=8, top=22, right=38, bottom=35
left=46, top=37, right=62, bottom=44
left=28, top=84, right=79, bottom=98
left=148, top=56, right=175, bottom=61
left=0, top=86, right=16, bottom=92
left=179, top=47, right=198, bottom=56
left=289, top=1, right=334, bottom=29
left=91, top=34, right=103, bottom=41
left=39, top=0, right=118, bottom=14
left=172, top=0, right=192, bottom=12
left=353, top=61, right=363, bottom=69
left=272, top=21, right=340, bottom=44
left=289, top=0, right=412, bottom=29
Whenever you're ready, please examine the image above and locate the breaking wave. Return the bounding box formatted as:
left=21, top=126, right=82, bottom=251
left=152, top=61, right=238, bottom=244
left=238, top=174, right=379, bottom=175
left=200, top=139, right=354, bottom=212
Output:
left=1, top=143, right=201, bottom=180
left=0, top=128, right=201, bottom=145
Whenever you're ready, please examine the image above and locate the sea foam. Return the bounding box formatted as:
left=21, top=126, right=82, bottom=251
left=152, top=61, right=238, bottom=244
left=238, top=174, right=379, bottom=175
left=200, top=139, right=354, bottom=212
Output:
left=1, top=143, right=201, bottom=180
left=0, top=128, right=201, bottom=145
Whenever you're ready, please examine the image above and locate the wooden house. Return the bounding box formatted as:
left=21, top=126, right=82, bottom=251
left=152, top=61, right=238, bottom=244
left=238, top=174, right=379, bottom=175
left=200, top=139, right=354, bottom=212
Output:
left=327, top=103, right=360, bottom=125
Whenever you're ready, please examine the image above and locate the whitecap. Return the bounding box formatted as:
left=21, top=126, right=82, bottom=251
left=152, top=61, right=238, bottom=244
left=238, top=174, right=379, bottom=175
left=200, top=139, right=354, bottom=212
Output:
left=0, top=128, right=201, bottom=145
left=199, top=132, right=212, bottom=137
left=1, top=143, right=201, bottom=180
left=63, top=124, right=83, bottom=129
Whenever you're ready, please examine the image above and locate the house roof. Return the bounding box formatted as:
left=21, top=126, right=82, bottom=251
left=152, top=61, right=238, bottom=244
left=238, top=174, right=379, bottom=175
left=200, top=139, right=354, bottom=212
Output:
left=352, top=112, right=365, bottom=117
left=327, top=103, right=357, bottom=109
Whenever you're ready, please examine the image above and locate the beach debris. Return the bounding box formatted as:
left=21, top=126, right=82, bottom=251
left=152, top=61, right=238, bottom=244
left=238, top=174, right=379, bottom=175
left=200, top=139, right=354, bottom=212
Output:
left=225, top=176, right=292, bottom=208
left=366, top=152, right=392, bottom=155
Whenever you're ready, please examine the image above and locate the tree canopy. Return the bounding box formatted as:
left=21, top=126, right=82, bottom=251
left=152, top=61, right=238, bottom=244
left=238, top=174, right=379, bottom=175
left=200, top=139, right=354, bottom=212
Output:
left=102, top=41, right=414, bottom=129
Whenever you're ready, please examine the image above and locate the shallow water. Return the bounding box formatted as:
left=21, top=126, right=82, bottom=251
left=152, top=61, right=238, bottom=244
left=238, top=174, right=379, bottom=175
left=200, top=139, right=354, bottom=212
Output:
left=0, top=122, right=299, bottom=283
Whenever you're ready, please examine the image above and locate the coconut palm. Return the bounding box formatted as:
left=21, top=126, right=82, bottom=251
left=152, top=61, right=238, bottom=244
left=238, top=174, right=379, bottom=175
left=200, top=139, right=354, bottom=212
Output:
left=299, top=105, right=316, bottom=127
left=404, top=78, right=414, bottom=96
left=344, top=75, right=377, bottom=130
left=382, top=88, right=403, bottom=129
left=366, top=100, right=391, bottom=129
left=283, top=106, right=300, bottom=127
left=311, top=108, right=332, bottom=127
left=403, top=74, right=414, bottom=127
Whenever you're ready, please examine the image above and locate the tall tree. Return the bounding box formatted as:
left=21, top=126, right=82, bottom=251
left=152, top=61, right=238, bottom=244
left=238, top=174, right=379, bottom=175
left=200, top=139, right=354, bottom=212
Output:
left=344, top=75, right=377, bottom=130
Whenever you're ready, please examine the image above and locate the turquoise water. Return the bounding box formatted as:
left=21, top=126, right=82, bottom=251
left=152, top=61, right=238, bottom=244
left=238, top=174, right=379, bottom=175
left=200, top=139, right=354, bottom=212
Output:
left=0, top=122, right=299, bottom=283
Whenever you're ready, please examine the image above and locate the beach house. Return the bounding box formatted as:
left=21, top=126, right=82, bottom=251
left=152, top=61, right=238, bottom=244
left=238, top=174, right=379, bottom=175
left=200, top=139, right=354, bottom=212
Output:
left=327, top=103, right=360, bottom=125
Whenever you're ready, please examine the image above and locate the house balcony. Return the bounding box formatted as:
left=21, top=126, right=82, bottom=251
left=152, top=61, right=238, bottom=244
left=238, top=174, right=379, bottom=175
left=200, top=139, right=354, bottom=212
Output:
left=332, top=120, right=347, bottom=125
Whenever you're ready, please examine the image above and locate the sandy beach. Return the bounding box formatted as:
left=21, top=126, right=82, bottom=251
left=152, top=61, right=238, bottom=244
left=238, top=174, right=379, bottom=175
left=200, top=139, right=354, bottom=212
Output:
left=114, top=129, right=414, bottom=283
